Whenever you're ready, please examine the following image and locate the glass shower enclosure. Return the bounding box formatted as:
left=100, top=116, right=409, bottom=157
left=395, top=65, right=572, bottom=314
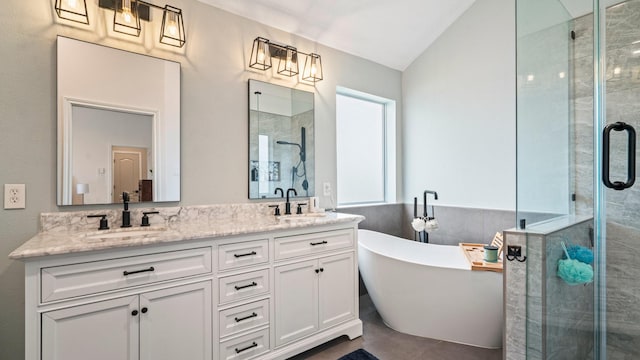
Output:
left=516, top=0, right=639, bottom=358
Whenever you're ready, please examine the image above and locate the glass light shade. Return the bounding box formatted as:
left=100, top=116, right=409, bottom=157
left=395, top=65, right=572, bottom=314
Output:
left=277, top=46, right=299, bottom=77
left=160, top=6, right=186, bottom=47
left=113, top=0, right=141, bottom=36
left=55, top=0, right=89, bottom=24
left=249, top=37, right=272, bottom=70
left=302, top=53, right=323, bottom=82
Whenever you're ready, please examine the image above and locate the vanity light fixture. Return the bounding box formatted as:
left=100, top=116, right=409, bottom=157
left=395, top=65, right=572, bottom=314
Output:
left=249, top=37, right=272, bottom=71
left=54, top=0, right=186, bottom=48
left=302, top=53, right=323, bottom=83
left=277, top=46, right=299, bottom=77
left=113, top=0, right=141, bottom=36
left=159, top=5, right=185, bottom=47
left=55, top=0, right=90, bottom=24
left=249, top=37, right=323, bottom=82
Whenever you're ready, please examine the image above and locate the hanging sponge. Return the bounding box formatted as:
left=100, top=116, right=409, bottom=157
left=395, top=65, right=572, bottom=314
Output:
left=557, top=242, right=594, bottom=286
left=564, top=244, right=594, bottom=264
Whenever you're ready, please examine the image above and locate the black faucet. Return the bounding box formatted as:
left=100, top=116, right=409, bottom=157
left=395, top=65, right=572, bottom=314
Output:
left=285, top=188, right=297, bottom=215
left=423, top=190, right=439, bottom=219
left=274, top=187, right=284, bottom=198
left=87, top=214, right=109, bottom=230
left=121, top=192, right=132, bottom=228
left=141, top=211, right=160, bottom=227
left=420, top=190, right=439, bottom=243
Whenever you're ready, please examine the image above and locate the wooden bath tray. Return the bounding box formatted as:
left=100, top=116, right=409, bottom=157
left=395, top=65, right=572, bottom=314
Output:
left=459, top=243, right=503, bottom=273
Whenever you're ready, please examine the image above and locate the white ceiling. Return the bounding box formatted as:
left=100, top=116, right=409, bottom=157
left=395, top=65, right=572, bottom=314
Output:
left=197, top=0, right=477, bottom=71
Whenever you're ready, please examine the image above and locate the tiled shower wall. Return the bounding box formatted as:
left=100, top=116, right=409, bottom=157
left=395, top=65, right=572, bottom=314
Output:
left=504, top=218, right=594, bottom=360
left=572, top=2, right=640, bottom=358
left=249, top=109, right=314, bottom=198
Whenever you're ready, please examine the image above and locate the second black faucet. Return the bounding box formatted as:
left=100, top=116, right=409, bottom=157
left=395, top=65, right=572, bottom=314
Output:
left=285, top=188, right=297, bottom=215
left=121, top=192, right=131, bottom=228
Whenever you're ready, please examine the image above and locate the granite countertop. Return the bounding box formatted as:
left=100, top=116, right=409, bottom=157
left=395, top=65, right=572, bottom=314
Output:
left=9, top=205, right=364, bottom=260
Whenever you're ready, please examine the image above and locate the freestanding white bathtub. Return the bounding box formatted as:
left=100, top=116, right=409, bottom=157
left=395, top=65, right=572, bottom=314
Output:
left=358, top=229, right=503, bottom=349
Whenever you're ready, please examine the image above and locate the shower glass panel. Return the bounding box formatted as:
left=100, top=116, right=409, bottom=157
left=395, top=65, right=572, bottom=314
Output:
left=600, top=1, right=640, bottom=358
left=517, top=0, right=640, bottom=359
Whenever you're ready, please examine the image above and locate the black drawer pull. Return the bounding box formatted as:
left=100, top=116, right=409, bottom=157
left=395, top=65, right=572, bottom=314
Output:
left=234, top=251, right=257, bottom=258
left=234, top=281, right=258, bottom=291
left=131, top=310, right=139, bottom=316
left=123, top=266, right=155, bottom=276
left=234, top=312, right=258, bottom=322
left=235, top=342, right=258, bottom=354
left=310, top=240, right=328, bottom=246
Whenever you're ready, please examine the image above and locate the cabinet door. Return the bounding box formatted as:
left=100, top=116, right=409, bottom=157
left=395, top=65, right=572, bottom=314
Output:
left=274, top=259, right=319, bottom=346
left=139, top=281, right=212, bottom=360
left=319, top=253, right=355, bottom=329
left=42, top=296, right=139, bottom=360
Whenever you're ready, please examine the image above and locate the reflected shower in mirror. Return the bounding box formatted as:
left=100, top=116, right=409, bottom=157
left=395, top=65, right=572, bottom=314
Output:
left=57, top=36, right=180, bottom=205
left=248, top=80, right=315, bottom=199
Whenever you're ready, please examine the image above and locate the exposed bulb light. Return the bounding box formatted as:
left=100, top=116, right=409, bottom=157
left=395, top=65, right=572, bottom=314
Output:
left=614, top=67, right=622, bottom=75
left=277, top=46, right=299, bottom=77
left=249, top=37, right=272, bottom=71
left=257, top=45, right=266, bottom=63
left=113, top=0, right=140, bottom=36
left=249, top=37, right=322, bottom=82
left=558, top=72, right=566, bottom=79
left=527, top=74, right=535, bottom=82
left=302, top=53, right=323, bottom=83
left=160, top=5, right=186, bottom=47
left=122, top=0, right=133, bottom=24
left=54, top=0, right=186, bottom=47
left=55, top=0, right=89, bottom=24
left=166, top=10, right=178, bottom=36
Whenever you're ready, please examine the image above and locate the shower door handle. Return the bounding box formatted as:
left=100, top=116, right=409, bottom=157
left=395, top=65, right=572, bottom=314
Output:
left=603, top=122, right=636, bottom=190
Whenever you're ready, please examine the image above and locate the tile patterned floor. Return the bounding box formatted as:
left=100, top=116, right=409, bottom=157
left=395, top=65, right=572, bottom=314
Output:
left=288, top=295, right=503, bottom=360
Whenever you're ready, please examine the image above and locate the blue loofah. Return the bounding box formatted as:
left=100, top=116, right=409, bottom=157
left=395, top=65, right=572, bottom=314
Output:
left=558, top=258, right=594, bottom=285
left=558, top=241, right=594, bottom=285
left=564, top=245, right=594, bottom=264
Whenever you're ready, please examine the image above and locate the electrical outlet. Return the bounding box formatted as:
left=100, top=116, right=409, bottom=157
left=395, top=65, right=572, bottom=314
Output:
left=4, top=184, right=26, bottom=209
left=323, top=182, right=332, bottom=197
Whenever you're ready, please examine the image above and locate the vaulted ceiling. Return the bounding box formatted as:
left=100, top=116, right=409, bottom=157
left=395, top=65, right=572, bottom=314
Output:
left=197, top=0, right=477, bottom=71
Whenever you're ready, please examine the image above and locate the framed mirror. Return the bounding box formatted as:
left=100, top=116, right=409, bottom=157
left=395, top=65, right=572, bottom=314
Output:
left=249, top=80, right=315, bottom=199
left=57, top=37, right=180, bottom=205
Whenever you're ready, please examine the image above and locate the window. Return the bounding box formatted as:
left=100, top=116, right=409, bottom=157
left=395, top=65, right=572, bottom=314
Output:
left=336, top=88, right=396, bottom=206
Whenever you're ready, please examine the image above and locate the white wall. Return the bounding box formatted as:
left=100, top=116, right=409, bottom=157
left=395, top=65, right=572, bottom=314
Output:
left=0, top=1, right=402, bottom=358
left=402, top=0, right=516, bottom=210
left=72, top=107, right=153, bottom=204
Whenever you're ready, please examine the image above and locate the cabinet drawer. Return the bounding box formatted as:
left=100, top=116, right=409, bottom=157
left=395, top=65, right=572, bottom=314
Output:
left=41, top=247, right=212, bottom=302
left=218, top=239, right=269, bottom=271
left=274, top=229, right=353, bottom=260
left=219, top=269, right=269, bottom=304
left=219, top=299, right=270, bottom=338
left=219, top=328, right=269, bottom=360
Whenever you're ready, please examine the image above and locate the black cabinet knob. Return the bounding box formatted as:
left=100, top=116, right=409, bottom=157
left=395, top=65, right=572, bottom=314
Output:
left=141, top=307, right=148, bottom=314
left=132, top=310, right=139, bottom=316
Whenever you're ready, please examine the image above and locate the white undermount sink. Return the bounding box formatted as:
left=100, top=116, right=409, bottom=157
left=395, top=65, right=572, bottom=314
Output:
left=84, top=228, right=167, bottom=240
left=278, top=213, right=327, bottom=222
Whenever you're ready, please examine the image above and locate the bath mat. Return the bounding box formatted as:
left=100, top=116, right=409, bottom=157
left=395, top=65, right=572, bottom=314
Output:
left=338, top=349, right=379, bottom=360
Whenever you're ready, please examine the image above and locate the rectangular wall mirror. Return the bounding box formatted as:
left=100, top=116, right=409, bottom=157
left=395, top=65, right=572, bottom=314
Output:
left=57, top=37, right=180, bottom=205
left=249, top=80, right=315, bottom=199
